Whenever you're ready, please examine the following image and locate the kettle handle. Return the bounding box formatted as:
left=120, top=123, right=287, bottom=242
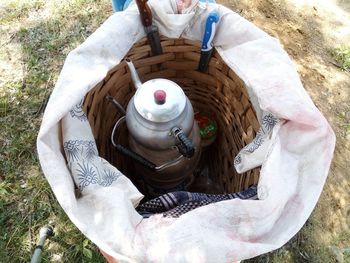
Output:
left=110, top=116, right=157, bottom=170
left=115, top=144, right=157, bottom=170
left=111, top=116, right=185, bottom=172
left=171, top=128, right=195, bottom=158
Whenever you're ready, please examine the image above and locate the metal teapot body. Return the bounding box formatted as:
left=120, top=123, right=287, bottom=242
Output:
left=126, top=82, right=195, bottom=151
left=124, top=59, right=201, bottom=194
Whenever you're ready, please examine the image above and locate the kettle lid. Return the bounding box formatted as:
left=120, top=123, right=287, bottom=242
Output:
left=134, top=79, right=187, bottom=123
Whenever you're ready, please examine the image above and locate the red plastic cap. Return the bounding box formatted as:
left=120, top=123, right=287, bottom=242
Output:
left=154, top=90, right=167, bottom=105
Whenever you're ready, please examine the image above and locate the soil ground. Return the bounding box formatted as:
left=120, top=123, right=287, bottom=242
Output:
left=217, top=0, right=350, bottom=262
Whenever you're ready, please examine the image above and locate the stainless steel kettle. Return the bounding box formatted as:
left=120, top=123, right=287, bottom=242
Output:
left=111, top=59, right=201, bottom=194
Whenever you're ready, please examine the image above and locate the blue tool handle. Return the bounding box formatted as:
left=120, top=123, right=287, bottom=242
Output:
left=201, top=11, right=220, bottom=51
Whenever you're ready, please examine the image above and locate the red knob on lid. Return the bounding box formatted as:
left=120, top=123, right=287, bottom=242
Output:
left=154, top=90, right=166, bottom=105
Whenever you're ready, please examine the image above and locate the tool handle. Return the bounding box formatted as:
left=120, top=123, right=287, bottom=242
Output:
left=201, top=11, right=220, bottom=51
left=135, top=0, right=153, bottom=27
left=177, top=132, right=195, bottom=158
left=115, top=144, right=157, bottom=170
left=145, top=25, right=163, bottom=55
left=30, top=226, right=54, bottom=263
left=172, top=127, right=195, bottom=158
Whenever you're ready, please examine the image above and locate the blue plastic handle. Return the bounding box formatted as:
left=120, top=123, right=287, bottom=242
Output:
left=201, top=11, right=220, bottom=51
left=112, top=0, right=132, bottom=11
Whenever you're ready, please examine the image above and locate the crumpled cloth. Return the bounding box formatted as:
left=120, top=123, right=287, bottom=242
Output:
left=37, top=0, right=336, bottom=262
left=137, top=186, right=258, bottom=218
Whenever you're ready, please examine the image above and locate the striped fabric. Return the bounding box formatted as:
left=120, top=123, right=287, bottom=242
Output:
left=136, top=186, right=258, bottom=218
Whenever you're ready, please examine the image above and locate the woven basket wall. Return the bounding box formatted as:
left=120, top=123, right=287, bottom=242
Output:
left=84, top=37, right=260, bottom=194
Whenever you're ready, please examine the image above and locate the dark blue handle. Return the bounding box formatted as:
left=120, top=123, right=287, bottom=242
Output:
left=201, top=11, right=220, bottom=51
left=171, top=128, right=195, bottom=158
left=177, top=132, right=195, bottom=158
left=115, top=144, right=156, bottom=170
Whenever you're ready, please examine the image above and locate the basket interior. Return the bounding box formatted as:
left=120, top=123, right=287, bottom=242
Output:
left=84, top=37, right=260, bottom=194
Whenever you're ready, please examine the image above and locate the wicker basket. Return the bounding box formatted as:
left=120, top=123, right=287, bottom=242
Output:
left=84, top=37, right=260, bottom=194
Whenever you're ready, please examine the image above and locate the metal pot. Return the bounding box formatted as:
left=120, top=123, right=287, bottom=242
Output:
left=111, top=59, right=201, bottom=194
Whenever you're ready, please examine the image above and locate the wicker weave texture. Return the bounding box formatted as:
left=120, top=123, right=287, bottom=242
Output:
left=84, top=37, right=260, bottom=193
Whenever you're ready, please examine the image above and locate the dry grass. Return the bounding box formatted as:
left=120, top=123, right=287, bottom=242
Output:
left=0, top=0, right=111, bottom=261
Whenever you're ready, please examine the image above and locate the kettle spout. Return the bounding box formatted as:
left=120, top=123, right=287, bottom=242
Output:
left=125, top=58, right=142, bottom=90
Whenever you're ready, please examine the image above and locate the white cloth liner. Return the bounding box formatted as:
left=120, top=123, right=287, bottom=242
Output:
left=37, top=0, right=336, bottom=262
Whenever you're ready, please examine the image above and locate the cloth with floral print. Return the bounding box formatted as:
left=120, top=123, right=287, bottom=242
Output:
left=234, top=112, right=282, bottom=174
left=62, top=100, right=141, bottom=194
left=37, top=1, right=335, bottom=262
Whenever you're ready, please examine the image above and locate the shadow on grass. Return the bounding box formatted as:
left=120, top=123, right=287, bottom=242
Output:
left=0, top=0, right=111, bottom=262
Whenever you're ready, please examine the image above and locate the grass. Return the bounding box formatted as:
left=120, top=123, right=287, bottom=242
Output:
left=0, top=0, right=45, bottom=24
left=333, top=46, right=350, bottom=71
left=0, top=0, right=111, bottom=261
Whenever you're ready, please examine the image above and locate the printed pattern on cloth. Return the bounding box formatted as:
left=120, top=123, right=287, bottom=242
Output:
left=136, top=186, right=258, bottom=218
left=262, top=113, right=278, bottom=131
left=76, top=161, right=99, bottom=188
left=63, top=139, right=120, bottom=190
left=70, top=99, right=88, bottom=122
left=63, top=101, right=121, bottom=190
left=242, top=131, right=265, bottom=154
left=234, top=113, right=279, bottom=165
left=64, top=140, right=98, bottom=162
